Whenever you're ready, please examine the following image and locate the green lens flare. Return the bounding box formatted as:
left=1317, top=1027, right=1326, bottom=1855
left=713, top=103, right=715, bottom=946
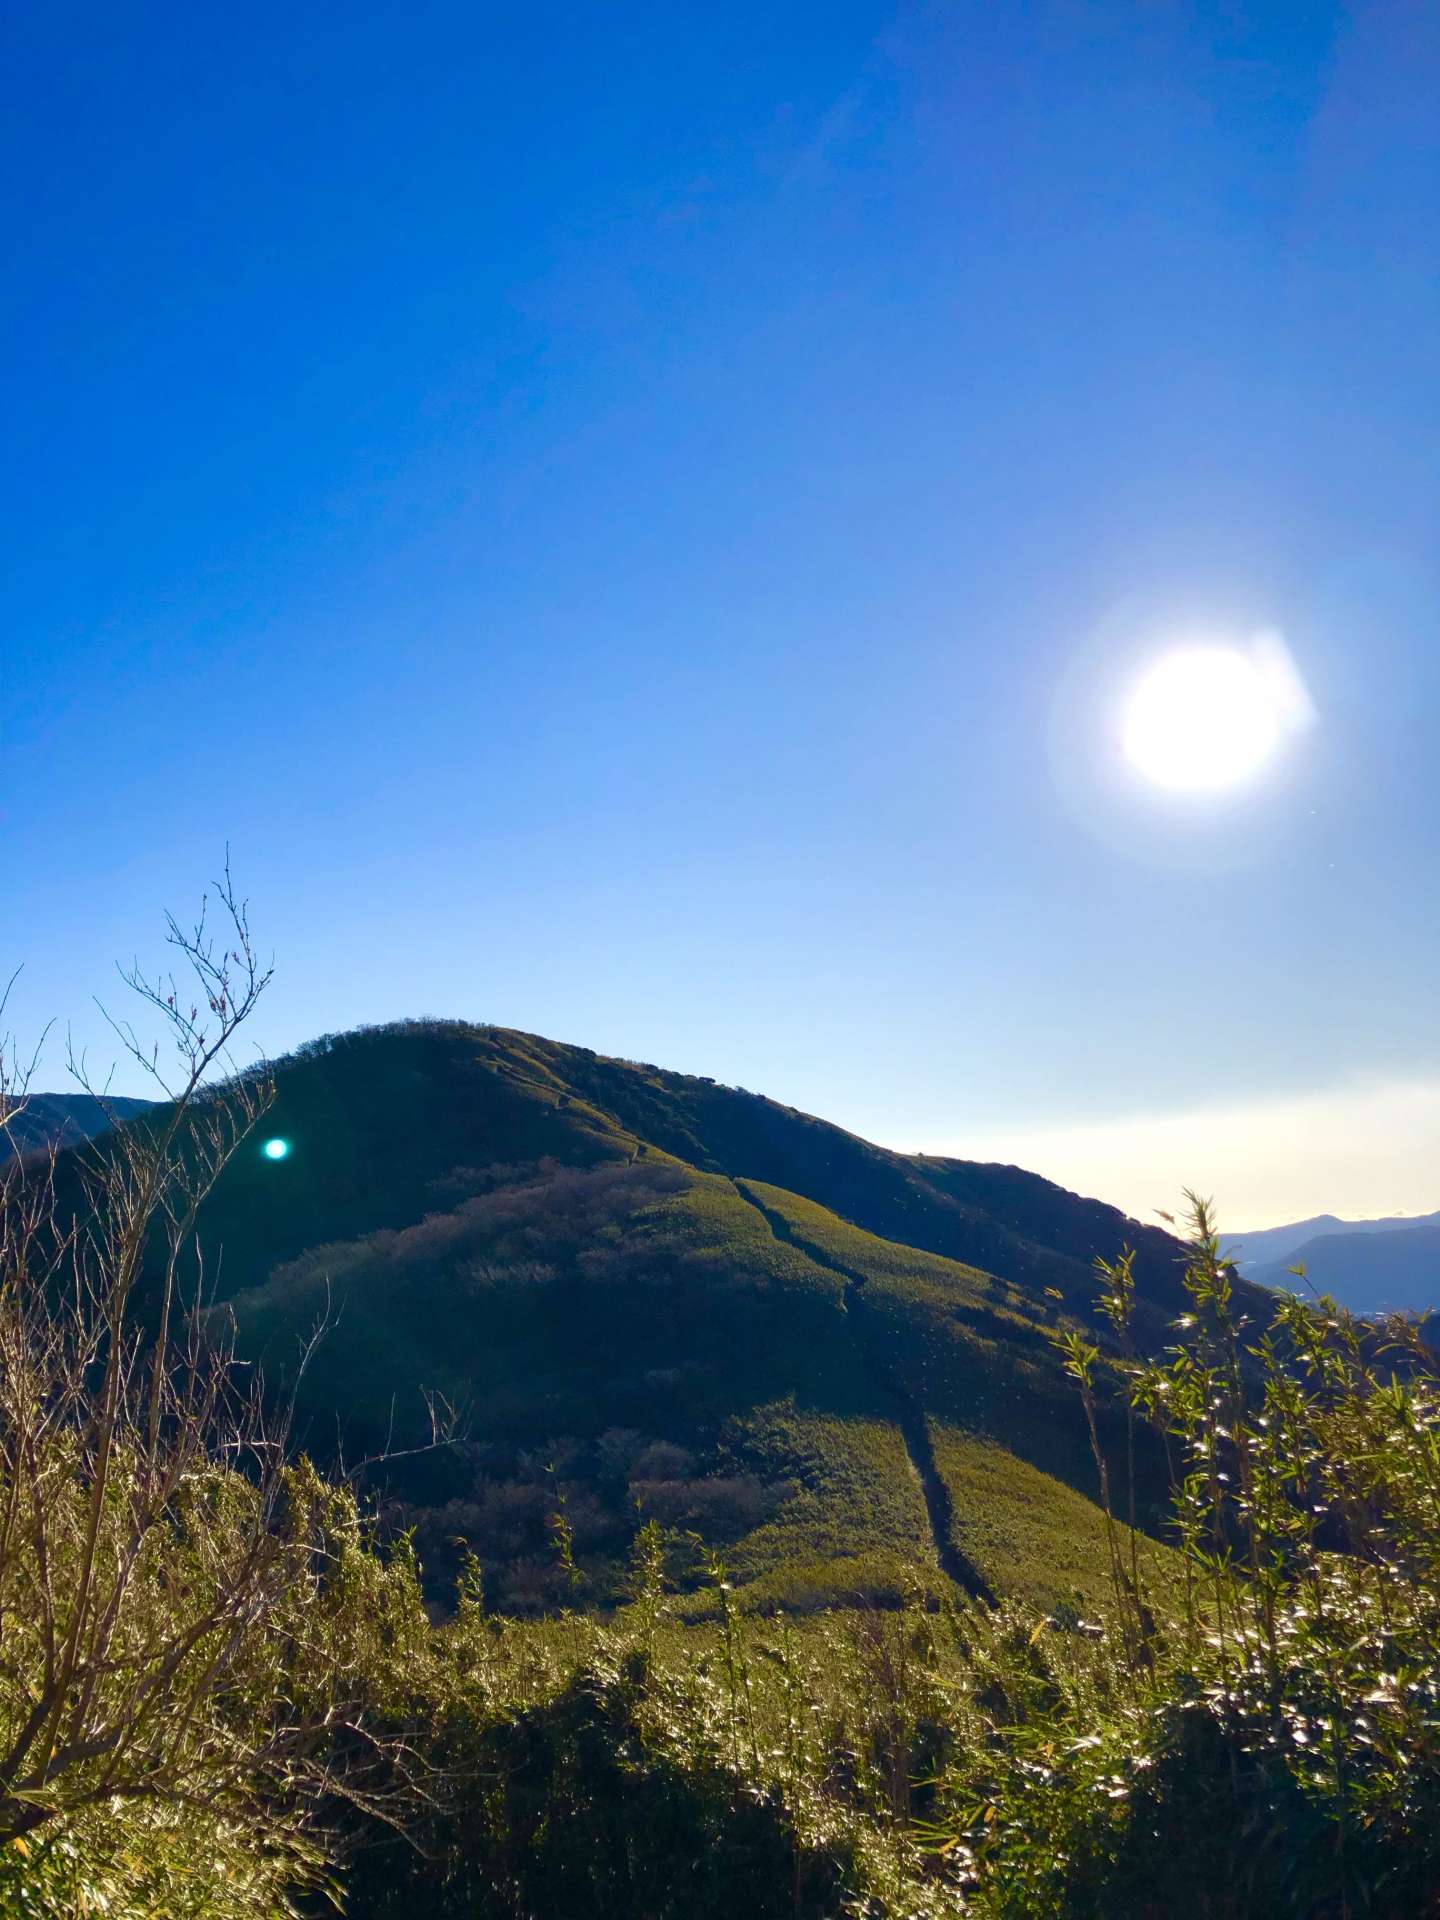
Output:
left=261, top=1137, right=291, bottom=1161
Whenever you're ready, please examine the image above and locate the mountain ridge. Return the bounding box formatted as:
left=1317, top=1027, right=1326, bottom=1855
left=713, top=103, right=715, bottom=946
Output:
left=1250, top=1223, right=1440, bottom=1314
left=0, top=1090, right=152, bottom=1162
left=1231, top=1207, right=1440, bottom=1270
left=67, top=1018, right=1211, bottom=1614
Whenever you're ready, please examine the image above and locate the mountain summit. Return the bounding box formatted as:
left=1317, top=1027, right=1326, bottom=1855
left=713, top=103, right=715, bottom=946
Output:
left=110, top=1020, right=1206, bottom=1614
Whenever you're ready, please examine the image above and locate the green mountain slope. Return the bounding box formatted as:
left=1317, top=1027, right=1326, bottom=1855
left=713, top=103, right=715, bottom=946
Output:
left=125, top=1021, right=1189, bottom=1614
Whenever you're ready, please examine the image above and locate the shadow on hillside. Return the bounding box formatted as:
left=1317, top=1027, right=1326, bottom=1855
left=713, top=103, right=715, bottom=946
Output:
left=339, top=1666, right=857, bottom=1920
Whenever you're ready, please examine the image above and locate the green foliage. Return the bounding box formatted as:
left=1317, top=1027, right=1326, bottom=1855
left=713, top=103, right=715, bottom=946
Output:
left=0, top=1798, right=326, bottom=1920
left=731, top=1177, right=1152, bottom=1517
left=19, top=1080, right=1440, bottom=1920
left=37, top=997, right=1427, bottom=1916
left=222, top=1128, right=1142, bottom=1615
left=720, top=1405, right=935, bottom=1590
left=935, top=1196, right=1440, bottom=1917
left=344, top=1587, right=974, bottom=1920
left=0, top=1456, right=431, bottom=1920
left=129, top=1019, right=1204, bottom=1619
left=927, top=1424, right=1176, bottom=1614
left=339, top=1191, right=1440, bottom=1918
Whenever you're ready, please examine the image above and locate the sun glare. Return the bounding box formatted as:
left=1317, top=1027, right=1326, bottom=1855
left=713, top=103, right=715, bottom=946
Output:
left=1122, top=638, right=1310, bottom=793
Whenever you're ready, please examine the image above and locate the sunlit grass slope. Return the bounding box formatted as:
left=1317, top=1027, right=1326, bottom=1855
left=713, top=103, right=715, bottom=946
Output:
left=114, top=1020, right=1197, bottom=1614
left=926, top=1425, right=1176, bottom=1612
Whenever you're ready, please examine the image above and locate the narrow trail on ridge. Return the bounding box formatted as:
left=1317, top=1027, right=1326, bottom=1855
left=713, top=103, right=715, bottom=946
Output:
left=730, top=1179, right=995, bottom=1605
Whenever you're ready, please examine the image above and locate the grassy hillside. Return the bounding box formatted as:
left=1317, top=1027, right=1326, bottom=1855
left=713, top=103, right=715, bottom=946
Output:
left=111, top=1019, right=1196, bottom=1614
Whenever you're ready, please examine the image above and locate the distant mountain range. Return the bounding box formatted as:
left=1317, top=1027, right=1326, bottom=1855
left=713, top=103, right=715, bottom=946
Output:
left=0, top=1090, right=152, bottom=1162
left=1230, top=1209, right=1440, bottom=1315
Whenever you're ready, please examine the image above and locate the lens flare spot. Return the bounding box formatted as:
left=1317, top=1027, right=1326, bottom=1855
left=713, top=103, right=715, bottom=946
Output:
left=261, top=1137, right=291, bottom=1161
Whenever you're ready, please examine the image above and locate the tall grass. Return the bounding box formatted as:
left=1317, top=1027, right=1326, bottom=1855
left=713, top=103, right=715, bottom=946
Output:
left=939, top=1195, right=1440, bottom=1917
left=12, top=1190, right=1440, bottom=1919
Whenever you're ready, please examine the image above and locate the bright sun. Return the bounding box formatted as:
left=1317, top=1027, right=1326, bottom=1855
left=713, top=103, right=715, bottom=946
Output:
left=1122, top=645, right=1285, bottom=793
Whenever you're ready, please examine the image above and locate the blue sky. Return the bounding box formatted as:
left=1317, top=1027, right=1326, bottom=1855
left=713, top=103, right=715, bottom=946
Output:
left=6, top=2, right=1438, bottom=1225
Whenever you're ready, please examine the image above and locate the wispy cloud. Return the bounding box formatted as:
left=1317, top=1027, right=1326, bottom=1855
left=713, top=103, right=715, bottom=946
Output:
left=782, top=87, right=869, bottom=192
left=930, top=1077, right=1440, bottom=1231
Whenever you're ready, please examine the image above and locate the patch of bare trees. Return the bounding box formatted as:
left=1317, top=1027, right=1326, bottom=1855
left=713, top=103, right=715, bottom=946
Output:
left=0, top=868, right=427, bottom=1859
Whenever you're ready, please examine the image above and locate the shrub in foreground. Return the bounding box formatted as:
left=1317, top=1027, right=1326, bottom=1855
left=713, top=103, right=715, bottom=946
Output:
left=941, top=1197, right=1440, bottom=1917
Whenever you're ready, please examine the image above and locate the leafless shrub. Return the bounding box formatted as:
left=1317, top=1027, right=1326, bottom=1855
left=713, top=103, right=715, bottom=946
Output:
left=0, top=868, right=429, bottom=1860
